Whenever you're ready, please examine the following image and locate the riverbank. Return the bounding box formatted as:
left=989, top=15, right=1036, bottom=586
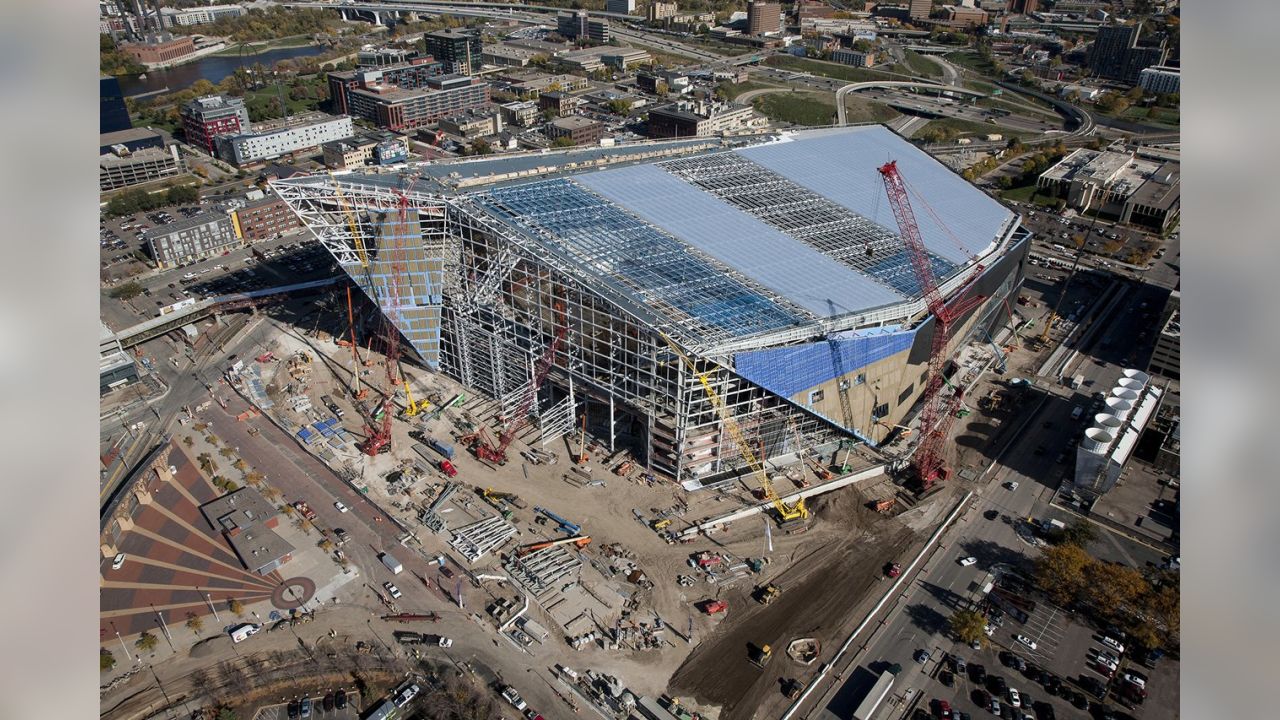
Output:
left=210, top=34, right=319, bottom=56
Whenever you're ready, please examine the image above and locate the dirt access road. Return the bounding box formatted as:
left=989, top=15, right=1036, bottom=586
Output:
left=669, top=486, right=925, bottom=719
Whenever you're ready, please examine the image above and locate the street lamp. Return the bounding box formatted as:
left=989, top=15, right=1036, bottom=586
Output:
left=199, top=586, right=220, bottom=622
left=110, top=621, right=132, bottom=663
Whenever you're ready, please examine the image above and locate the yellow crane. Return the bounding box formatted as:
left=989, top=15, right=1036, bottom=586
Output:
left=402, top=380, right=429, bottom=417
left=331, top=172, right=373, bottom=400
left=661, top=334, right=807, bottom=522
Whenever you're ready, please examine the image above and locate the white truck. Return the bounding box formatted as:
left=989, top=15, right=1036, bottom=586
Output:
left=229, top=623, right=261, bottom=643
left=380, top=552, right=403, bottom=575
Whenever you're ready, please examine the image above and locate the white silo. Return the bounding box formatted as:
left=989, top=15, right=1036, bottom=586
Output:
left=1082, top=427, right=1115, bottom=453
left=1122, top=369, right=1150, bottom=385
left=1105, top=397, right=1134, bottom=419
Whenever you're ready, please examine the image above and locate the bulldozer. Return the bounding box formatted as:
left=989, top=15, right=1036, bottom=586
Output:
left=750, top=644, right=773, bottom=668
left=753, top=583, right=782, bottom=605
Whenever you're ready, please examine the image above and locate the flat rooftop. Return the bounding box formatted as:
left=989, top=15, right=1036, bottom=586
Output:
left=200, top=487, right=278, bottom=533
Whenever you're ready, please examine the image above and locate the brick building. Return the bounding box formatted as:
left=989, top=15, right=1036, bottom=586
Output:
left=328, top=60, right=445, bottom=115
left=181, top=95, right=250, bottom=155
left=546, top=116, right=605, bottom=146
left=231, top=196, right=301, bottom=241
left=146, top=211, right=241, bottom=268
left=346, top=75, right=491, bottom=131
left=748, top=1, right=782, bottom=34
left=122, top=35, right=196, bottom=65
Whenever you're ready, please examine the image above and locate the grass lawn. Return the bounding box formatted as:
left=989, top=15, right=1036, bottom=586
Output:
left=752, top=92, right=837, bottom=126
left=243, top=82, right=325, bottom=116
left=1000, top=183, right=1058, bottom=207
left=720, top=80, right=785, bottom=101
left=212, top=35, right=316, bottom=56
left=902, top=50, right=943, bottom=78
left=765, top=54, right=902, bottom=83
left=945, top=50, right=1001, bottom=76
left=1121, top=105, right=1180, bottom=127
left=843, top=96, right=901, bottom=124
left=921, top=117, right=1029, bottom=140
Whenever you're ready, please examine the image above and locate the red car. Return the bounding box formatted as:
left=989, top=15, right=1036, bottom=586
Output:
left=931, top=698, right=952, bottom=718
left=439, top=460, right=458, bottom=477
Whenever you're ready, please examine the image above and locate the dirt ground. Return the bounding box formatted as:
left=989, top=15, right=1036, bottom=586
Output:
left=668, top=485, right=922, bottom=720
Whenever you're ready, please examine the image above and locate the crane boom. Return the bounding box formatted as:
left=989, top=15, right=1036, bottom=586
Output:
left=661, top=334, right=807, bottom=522
left=878, top=161, right=986, bottom=490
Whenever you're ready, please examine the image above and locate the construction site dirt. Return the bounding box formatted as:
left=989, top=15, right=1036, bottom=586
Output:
left=668, top=487, right=949, bottom=720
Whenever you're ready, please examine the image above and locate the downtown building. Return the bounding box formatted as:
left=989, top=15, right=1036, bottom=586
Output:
left=181, top=95, right=250, bottom=155
left=346, top=75, right=491, bottom=132
left=272, top=126, right=1029, bottom=482
left=215, top=114, right=354, bottom=167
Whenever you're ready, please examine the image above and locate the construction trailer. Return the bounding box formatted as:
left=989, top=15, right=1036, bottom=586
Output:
left=274, top=126, right=1029, bottom=486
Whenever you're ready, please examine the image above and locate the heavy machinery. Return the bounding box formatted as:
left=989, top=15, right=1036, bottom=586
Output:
left=483, top=487, right=528, bottom=509
left=515, top=535, right=591, bottom=557
left=402, top=380, right=428, bottom=417
left=753, top=583, right=782, bottom=605
left=877, top=161, right=987, bottom=492
left=699, top=599, right=728, bottom=615
left=661, top=334, right=808, bottom=524
left=534, top=506, right=582, bottom=535
left=467, top=300, right=567, bottom=465
left=750, top=644, right=774, bottom=668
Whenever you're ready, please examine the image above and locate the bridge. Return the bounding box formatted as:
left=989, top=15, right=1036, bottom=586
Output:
left=109, top=277, right=342, bottom=349
left=835, top=80, right=985, bottom=125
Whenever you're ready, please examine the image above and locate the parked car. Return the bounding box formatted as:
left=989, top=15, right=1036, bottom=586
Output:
left=959, top=556, right=978, bottom=567
left=334, top=501, right=349, bottom=513
left=112, top=553, right=126, bottom=570
left=1015, top=634, right=1037, bottom=651
left=383, top=582, right=402, bottom=600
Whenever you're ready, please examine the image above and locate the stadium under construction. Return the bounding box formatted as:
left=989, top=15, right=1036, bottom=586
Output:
left=273, top=125, right=1031, bottom=485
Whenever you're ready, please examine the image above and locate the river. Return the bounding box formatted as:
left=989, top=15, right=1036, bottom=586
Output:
left=117, top=44, right=330, bottom=96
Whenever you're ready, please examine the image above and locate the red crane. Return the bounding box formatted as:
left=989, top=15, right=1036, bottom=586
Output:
left=358, top=174, right=419, bottom=456
left=878, top=160, right=986, bottom=491
left=469, top=299, right=567, bottom=466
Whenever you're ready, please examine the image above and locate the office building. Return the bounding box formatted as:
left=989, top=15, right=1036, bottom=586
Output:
left=100, top=76, right=133, bottom=134
left=181, top=95, right=250, bottom=155
left=483, top=44, right=541, bottom=67
left=1138, top=65, right=1180, bottom=95
left=546, top=116, right=605, bottom=146
left=1090, top=22, right=1167, bottom=84
left=439, top=109, right=504, bottom=139
left=357, top=46, right=420, bottom=68
left=273, top=125, right=1031, bottom=479
left=1148, top=290, right=1180, bottom=380
left=215, top=114, right=354, bottom=167
left=558, top=11, right=611, bottom=43
left=424, top=28, right=483, bottom=75
left=1037, top=148, right=1180, bottom=231
left=538, top=91, right=579, bottom=117
left=748, top=1, right=783, bottom=34
left=501, top=101, right=541, bottom=127
left=328, top=60, right=445, bottom=115
left=831, top=48, right=875, bottom=67
left=147, top=211, right=241, bottom=268
left=940, top=5, right=989, bottom=27
left=1005, top=0, right=1038, bottom=13
left=646, top=100, right=758, bottom=138
left=649, top=1, right=678, bottom=22
left=908, top=0, right=933, bottom=21
left=606, top=0, right=637, bottom=14
left=161, top=4, right=244, bottom=26
left=201, top=488, right=294, bottom=575
left=347, top=75, right=491, bottom=131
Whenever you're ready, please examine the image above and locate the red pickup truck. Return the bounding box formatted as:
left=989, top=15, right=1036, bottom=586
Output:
left=439, top=460, right=458, bottom=477
left=292, top=501, right=317, bottom=520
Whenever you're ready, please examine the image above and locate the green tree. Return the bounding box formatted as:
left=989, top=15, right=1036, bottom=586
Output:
left=949, top=609, right=987, bottom=646
left=1082, top=561, right=1149, bottom=623
left=166, top=185, right=199, bottom=205
left=606, top=99, right=633, bottom=115
left=135, top=631, right=159, bottom=653
left=108, top=281, right=144, bottom=300
left=100, top=648, right=117, bottom=671
left=470, top=138, right=493, bottom=156
left=216, top=708, right=239, bottom=720
left=1034, top=543, right=1091, bottom=606
left=552, top=136, right=576, bottom=148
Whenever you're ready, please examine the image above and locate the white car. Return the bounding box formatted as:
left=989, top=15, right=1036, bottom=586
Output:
left=383, top=582, right=402, bottom=600
left=1120, top=671, right=1146, bottom=689
left=984, top=624, right=995, bottom=637
left=1007, top=688, right=1021, bottom=708
left=1101, top=636, right=1125, bottom=654
left=1015, top=634, right=1037, bottom=650
left=959, top=556, right=978, bottom=567
left=334, top=501, right=349, bottom=513
left=112, top=553, right=126, bottom=570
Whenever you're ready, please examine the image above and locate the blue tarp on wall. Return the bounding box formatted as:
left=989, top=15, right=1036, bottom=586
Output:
left=733, top=326, right=916, bottom=400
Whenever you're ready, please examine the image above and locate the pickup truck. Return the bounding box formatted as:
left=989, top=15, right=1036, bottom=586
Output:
left=292, top=501, right=317, bottom=521
left=439, top=460, right=458, bottom=477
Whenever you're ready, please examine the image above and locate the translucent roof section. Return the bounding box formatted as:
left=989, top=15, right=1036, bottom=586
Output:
left=737, top=126, right=1013, bottom=265
left=576, top=164, right=903, bottom=317
left=658, top=151, right=957, bottom=297
left=474, top=179, right=808, bottom=342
